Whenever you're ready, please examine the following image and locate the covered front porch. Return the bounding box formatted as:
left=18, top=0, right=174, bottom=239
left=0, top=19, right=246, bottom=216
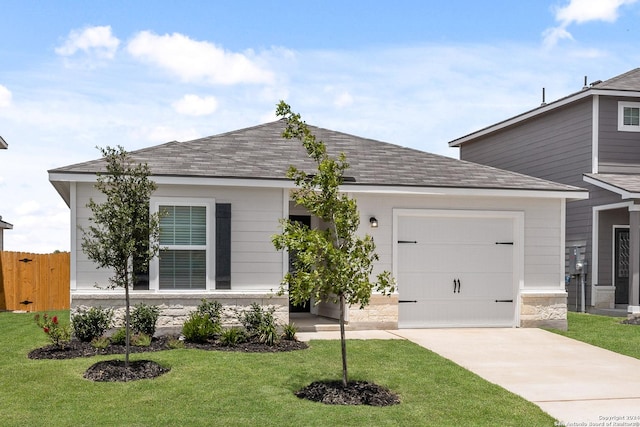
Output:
left=585, top=173, right=640, bottom=313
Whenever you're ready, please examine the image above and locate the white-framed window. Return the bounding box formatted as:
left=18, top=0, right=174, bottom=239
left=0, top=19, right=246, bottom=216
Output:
left=150, top=197, right=213, bottom=291
left=618, top=101, right=640, bottom=132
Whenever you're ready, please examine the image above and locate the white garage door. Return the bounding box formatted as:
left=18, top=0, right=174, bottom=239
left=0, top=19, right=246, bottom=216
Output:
left=396, top=210, right=519, bottom=328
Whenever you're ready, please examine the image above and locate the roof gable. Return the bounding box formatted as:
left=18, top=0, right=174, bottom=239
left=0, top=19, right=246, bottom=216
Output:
left=49, top=119, right=583, bottom=193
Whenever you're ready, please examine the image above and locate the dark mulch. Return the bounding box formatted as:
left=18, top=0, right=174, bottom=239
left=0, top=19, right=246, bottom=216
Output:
left=28, top=336, right=308, bottom=360
left=622, top=317, right=640, bottom=325
left=295, top=380, right=401, bottom=406
left=84, top=359, right=170, bottom=382
left=29, top=336, right=308, bottom=382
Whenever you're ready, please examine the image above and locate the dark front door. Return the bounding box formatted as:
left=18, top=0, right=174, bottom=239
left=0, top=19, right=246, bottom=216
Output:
left=615, top=227, right=630, bottom=305
left=288, top=215, right=311, bottom=313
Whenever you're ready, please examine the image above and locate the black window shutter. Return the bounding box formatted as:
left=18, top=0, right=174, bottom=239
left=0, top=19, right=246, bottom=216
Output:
left=215, top=203, right=231, bottom=289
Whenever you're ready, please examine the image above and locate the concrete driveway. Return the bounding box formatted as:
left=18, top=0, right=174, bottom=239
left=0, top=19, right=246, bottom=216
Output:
left=299, top=328, right=640, bottom=424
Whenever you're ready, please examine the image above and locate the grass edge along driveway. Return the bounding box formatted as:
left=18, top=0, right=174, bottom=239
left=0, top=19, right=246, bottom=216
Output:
left=0, top=311, right=555, bottom=426
left=548, top=311, right=640, bottom=360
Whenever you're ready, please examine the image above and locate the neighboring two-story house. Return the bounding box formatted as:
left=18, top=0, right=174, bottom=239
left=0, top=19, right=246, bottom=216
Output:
left=450, top=68, right=640, bottom=313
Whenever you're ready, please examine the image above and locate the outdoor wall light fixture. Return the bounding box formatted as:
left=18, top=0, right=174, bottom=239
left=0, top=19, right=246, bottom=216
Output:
left=369, top=217, right=378, bottom=228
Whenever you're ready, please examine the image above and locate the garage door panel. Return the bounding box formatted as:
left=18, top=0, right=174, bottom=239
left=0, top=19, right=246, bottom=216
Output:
left=397, top=211, right=518, bottom=328
left=399, top=244, right=512, bottom=273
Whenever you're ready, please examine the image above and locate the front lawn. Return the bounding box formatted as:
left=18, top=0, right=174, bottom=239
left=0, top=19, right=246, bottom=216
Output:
left=0, top=311, right=555, bottom=426
left=549, top=312, right=640, bottom=359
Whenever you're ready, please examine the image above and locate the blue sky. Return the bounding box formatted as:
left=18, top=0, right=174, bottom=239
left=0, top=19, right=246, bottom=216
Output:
left=1, top=0, right=639, bottom=252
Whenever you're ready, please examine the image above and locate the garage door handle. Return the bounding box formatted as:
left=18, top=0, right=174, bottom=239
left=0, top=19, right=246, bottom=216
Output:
left=398, top=300, right=417, bottom=303
left=495, top=242, right=513, bottom=245
left=398, top=240, right=417, bottom=244
left=453, top=279, right=460, bottom=293
left=495, top=299, right=513, bottom=303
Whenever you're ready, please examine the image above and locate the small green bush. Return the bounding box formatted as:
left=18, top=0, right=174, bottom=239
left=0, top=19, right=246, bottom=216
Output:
left=90, top=336, right=110, bottom=349
left=131, top=303, right=160, bottom=337
left=110, top=327, right=127, bottom=345
left=240, top=303, right=277, bottom=337
left=196, top=299, right=222, bottom=325
left=282, top=323, right=297, bottom=341
left=167, top=337, right=185, bottom=349
left=182, top=313, right=217, bottom=343
left=219, top=327, right=246, bottom=346
left=258, top=322, right=278, bottom=346
left=131, top=333, right=151, bottom=347
left=71, top=306, right=113, bottom=342
left=34, top=313, right=71, bottom=348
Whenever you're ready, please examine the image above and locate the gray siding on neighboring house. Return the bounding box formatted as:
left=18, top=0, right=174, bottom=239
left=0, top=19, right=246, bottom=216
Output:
left=459, top=98, right=595, bottom=293
left=460, top=98, right=592, bottom=241
left=599, top=96, right=640, bottom=171
left=460, top=98, right=593, bottom=188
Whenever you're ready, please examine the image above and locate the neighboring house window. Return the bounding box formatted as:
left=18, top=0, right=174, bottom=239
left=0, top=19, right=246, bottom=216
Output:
left=618, top=101, right=640, bottom=132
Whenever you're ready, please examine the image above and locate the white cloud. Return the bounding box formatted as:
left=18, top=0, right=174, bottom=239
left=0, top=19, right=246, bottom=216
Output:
left=127, top=31, right=274, bottom=85
left=0, top=84, right=11, bottom=107
left=555, top=0, right=637, bottom=24
left=333, top=91, right=354, bottom=108
left=172, top=94, right=218, bottom=116
left=543, top=0, right=638, bottom=47
left=55, top=25, right=120, bottom=59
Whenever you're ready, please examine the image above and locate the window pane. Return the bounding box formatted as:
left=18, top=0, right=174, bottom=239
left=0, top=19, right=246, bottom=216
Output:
left=624, top=107, right=640, bottom=126
left=159, top=249, right=206, bottom=289
left=159, top=205, right=206, bottom=245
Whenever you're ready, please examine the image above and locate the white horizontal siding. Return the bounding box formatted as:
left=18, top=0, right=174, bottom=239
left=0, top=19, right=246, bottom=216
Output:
left=74, top=183, right=285, bottom=292
left=354, top=193, right=564, bottom=291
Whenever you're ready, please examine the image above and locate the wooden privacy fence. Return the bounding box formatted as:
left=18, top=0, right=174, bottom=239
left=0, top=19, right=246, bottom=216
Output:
left=0, top=251, right=70, bottom=312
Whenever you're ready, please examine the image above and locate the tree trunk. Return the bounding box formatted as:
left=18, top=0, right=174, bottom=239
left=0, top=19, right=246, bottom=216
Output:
left=339, top=293, right=348, bottom=387
left=124, top=273, right=131, bottom=369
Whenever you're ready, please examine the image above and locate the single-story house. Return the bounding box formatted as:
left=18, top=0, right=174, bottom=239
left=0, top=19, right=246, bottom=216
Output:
left=48, top=120, right=587, bottom=330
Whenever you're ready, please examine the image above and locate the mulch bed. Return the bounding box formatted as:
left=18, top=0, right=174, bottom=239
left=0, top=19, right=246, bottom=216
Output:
left=621, top=317, right=640, bottom=325
left=27, top=336, right=308, bottom=360
left=28, top=336, right=308, bottom=383
left=296, top=380, right=401, bottom=406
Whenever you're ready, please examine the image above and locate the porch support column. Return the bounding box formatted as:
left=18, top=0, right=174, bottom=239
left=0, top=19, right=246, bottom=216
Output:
left=629, top=206, right=640, bottom=306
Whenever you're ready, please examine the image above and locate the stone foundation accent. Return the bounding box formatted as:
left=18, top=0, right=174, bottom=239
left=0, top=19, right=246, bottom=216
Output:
left=592, top=286, right=615, bottom=309
left=347, top=294, right=398, bottom=330
left=71, top=292, right=288, bottom=332
left=520, top=292, right=567, bottom=330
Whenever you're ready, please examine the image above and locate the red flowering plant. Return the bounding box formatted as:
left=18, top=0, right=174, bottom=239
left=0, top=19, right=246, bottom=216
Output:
left=34, top=313, right=71, bottom=348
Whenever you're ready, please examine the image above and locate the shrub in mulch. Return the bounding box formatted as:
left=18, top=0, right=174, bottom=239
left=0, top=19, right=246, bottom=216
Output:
left=295, top=380, right=401, bottom=406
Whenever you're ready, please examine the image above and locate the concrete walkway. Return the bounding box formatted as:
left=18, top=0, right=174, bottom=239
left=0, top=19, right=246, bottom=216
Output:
left=298, top=328, right=640, bottom=424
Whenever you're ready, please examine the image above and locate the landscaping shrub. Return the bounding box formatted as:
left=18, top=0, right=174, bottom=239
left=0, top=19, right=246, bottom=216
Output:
left=110, top=327, right=127, bottom=345
left=131, top=303, right=160, bottom=337
left=240, top=303, right=277, bottom=337
left=34, top=313, right=71, bottom=348
left=282, top=323, right=297, bottom=341
left=258, top=321, right=278, bottom=346
left=71, top=306, right=114, bottom=342
left=182, top=313, right=217, bottom=343
left=91, top=336, right=110, bottom=349
left=195, top=299, right=222, bottom=328
left=131, top=333, right=152, bottom=347
left=219, top=327, right=246, bottom=346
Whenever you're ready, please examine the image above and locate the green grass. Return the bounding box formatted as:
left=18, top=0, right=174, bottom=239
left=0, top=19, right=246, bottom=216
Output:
left=0, top=311, right=555, bottom=426
left=549, top=311, right=640, bottom=359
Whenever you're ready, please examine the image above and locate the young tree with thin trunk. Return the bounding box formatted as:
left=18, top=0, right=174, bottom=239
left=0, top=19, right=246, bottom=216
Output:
left=81, top=146, right=162, bottom=368
left=272, top=102, right=395, bottom=387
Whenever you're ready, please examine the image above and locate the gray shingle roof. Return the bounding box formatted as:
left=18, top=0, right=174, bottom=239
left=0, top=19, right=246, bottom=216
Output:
left=584, top=173, right=640, bottom=194
left=592, top=68, right=640, bottom=91
left=49, top=120, right=583, bottom=193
